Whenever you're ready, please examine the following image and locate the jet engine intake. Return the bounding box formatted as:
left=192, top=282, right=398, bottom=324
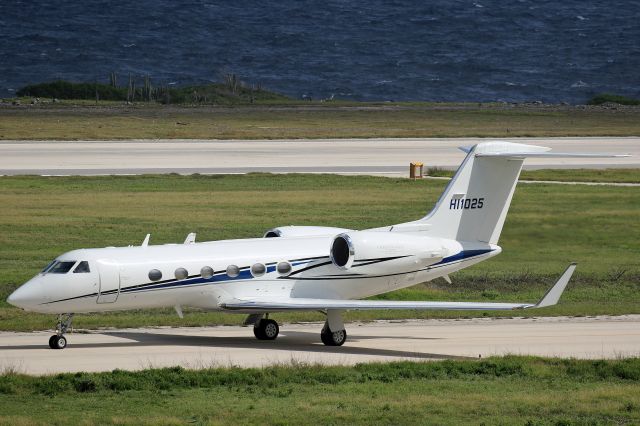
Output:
left=330, top=231, right=447, bottom=273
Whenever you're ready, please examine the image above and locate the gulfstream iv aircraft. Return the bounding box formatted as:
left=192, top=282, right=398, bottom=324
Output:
left=7, top=142, right=628, bottom=349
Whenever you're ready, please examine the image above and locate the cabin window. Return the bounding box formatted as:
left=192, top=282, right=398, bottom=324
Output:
left=277, top=261, right=292, bottom=275
left=148, top=269, right=162, bottom=281
left=73, top=261, right=91, bottom=273
left=201, top=266, right=214, bottom=279
left=251, top=263, right=266, bottom=277
left=175, top=267, right=188, bottom=280
left=49, top=261, right=77, bottom=274
left=226, top=265, right=240, bottom=278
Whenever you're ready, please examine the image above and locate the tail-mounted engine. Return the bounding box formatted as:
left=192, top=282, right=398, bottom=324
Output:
left=330, top=231, right=447, bottom=273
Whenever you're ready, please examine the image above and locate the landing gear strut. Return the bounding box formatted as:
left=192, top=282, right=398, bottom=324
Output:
left=49, top=313, right=74, bottom=349
left=320, top=309, right=347, bottom=346
left=253, top=315, right=279, bottom=340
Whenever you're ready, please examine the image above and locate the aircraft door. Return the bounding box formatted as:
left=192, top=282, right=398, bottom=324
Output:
left=97, top=260, right=121, bottom=303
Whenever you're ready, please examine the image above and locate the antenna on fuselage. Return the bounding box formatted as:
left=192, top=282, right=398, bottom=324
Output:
left=141, top=234, right=151, bottom=247
left=184, top=232, right=196, bottom=244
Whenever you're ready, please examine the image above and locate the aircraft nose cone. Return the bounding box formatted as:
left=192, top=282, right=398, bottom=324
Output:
left=7, top=279, right=43, bottom=310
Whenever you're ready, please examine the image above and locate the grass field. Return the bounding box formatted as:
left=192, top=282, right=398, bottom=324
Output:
left=0, top=173, right=638, bottom=331
left=1, top=103, right=640, bottom=139
left=1, top=357, right=639, bottom=425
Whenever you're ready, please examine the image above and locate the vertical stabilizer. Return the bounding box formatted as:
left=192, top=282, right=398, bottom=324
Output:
left=386, top=141, right=628, bottom=244
left=423, top=142, right=533, bottom=243
left=394, top=142, right=550, bottom=244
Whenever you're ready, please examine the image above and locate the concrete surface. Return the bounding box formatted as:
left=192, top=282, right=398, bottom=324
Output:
left=1, top=316, right=638, bottom=375
left=0, top=137, right=637, bottom=176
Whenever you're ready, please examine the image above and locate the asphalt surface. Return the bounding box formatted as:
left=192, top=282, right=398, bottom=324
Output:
left=0, top=137, right=637, bottom=176
left=1, top=316, right=638, bottom=375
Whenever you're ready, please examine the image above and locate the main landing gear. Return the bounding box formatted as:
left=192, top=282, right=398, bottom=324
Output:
left=253, top=316, right=280, bottom=340
left=320, top=322, right=347, bottom=346
left=49, top=313, right=74, bottom=349
left=320, top=309, right=347, bottom=346
left=248, top=310, right=348, bottom=346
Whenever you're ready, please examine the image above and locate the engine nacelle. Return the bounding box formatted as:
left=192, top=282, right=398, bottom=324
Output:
left=264, top=226, right=352, bottom=238
left=330, top=231, right=447, bottom=272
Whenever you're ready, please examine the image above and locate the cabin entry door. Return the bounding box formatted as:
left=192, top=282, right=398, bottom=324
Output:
left=97, top=260, right=121, bottom=304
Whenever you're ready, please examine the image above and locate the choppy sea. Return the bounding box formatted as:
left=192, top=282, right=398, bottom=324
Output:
left=1, top=0, right=639, bottom=103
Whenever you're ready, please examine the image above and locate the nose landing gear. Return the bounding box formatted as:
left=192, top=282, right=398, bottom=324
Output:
left=48, top=313, right=74, bottom=349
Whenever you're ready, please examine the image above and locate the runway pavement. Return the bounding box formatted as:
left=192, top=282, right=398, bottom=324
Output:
left=1, top=316, right=638, bottom=375
left=0, top=137, right=637, bottom=176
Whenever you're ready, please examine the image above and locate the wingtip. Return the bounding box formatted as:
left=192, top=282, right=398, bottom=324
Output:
left=533, top=262, right=577, bottom=309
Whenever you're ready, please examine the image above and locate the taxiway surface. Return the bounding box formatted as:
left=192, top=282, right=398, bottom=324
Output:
left=0, top=137, right=638, bottom=176
left=1, top=316, right=638, bottom=375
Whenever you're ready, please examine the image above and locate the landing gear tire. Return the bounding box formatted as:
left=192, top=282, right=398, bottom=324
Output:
left=253, top=319, right=279, bottom=340
left=49, top=313, right=74, bottom=349
left=320, top=322, right=347, bottom=346
left=49, top=335, right=67, bottom=349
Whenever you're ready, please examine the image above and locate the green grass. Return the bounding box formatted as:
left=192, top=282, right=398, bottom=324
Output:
left=0, top=173, right=638, bottom=331
left=2, top=103, right=640, bottom=139
left=1, top=357, right=639, bottom=425
left=427, top=168, right=640, bottom=183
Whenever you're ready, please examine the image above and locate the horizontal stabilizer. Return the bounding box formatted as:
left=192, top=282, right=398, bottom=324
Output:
left=220, top=264, right=576, bottom=312
left=476, top=152, right=630, bottom=158
left=460, top=141, right=630, bottom=158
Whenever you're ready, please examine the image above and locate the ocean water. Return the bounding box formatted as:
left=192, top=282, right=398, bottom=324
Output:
left=1, top=0, right=639, bottom=103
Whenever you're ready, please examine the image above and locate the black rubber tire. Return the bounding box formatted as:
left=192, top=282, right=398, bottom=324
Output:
left=320, top=323, right=347, bottom=346
left=48, top=335, right=57, bottom=349
left=254, top=319, right=279, bottom=340
left=253, top=321, right=266, bottom=340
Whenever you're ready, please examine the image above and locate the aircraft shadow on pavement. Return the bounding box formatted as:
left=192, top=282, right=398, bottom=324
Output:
left=1, top=330, right=472, bottom=360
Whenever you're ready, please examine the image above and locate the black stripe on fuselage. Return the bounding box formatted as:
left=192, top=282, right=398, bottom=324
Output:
left=41, top=255, right=330, bottom=305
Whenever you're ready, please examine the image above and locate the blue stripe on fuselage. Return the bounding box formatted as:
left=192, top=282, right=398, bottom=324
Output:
left=433, top=249, right=494, bottom=266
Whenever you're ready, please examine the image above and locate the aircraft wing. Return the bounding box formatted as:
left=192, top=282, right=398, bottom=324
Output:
left=221, top=263, right=576, bottom=312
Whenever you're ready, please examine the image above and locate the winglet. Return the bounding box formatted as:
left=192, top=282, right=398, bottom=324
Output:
left=534, top=263, right=577, bottom=308
left=141, top=234, right=150, bottom=247
left=184, top=232, right=196, bottom=244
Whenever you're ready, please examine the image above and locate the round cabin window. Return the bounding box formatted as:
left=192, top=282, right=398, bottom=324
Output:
left=277, top=261, right=292, bottom=275
left=226, top=264, right=240, bottom=278
left=148, top=269, right=162, bottom=281
left=250, top=263, right=266, bottom=277
left=201, top=266, right=214, bottom=279
left=174, top=267, right=188, bottom=280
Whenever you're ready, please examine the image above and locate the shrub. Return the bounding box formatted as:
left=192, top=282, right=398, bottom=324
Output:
left=587, top=93, right=640, bottom=106
left=16, top=80, right=127, bottom=101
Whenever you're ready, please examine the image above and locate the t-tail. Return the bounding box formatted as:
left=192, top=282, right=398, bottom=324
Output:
left=392, top=141, right=629, bottom=244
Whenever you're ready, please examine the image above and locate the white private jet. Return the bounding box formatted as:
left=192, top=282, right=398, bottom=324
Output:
left=7, top=142, right=628, bottom=349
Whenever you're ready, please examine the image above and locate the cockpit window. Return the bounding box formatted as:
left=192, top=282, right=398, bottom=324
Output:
left=49, top=261, right=77, bottom=274
left=73, top=261, right=90, bottom=273
left=41, top=260, right=57, bottom=273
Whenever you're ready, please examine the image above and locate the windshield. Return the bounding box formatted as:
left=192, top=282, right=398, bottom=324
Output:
left=41, top=260, right=57, bottom=273
left=48, top=261, right=77, bottom=274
